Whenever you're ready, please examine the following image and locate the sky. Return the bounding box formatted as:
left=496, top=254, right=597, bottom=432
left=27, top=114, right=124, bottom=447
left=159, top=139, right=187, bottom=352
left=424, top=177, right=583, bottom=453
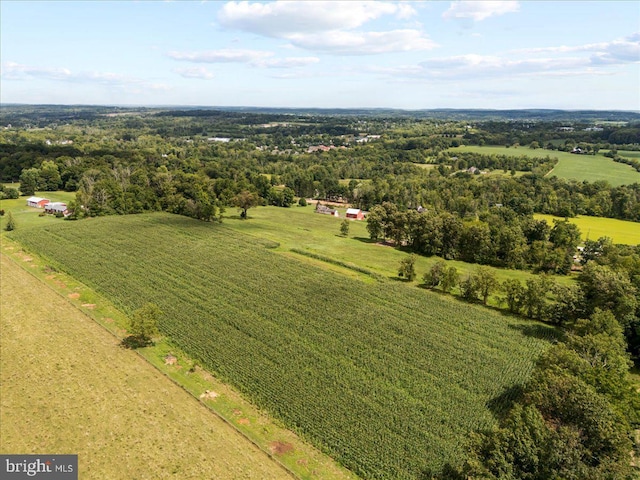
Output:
left=1, top=1, right=639, bottom=110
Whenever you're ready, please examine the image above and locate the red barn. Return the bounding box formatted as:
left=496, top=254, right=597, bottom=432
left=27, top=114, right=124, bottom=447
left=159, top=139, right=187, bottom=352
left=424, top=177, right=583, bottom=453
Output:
left=345, top=208, right=364, bottom=220
left=26, top=196, right=50, bottom=208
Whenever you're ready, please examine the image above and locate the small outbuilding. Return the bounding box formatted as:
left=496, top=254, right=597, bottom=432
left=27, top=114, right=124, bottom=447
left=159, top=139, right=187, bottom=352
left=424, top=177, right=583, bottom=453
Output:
left=43, top=202, right=69, bottom=216
left=345, top=208, right=365, bottom=220
left=27, top=196, right=50, bottom=208
left=316, top=205, right=339, bottom=217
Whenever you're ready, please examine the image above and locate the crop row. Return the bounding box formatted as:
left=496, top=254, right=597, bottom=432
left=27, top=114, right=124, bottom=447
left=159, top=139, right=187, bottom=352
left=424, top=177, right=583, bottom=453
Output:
left=13, top=213, right=553, bottom=479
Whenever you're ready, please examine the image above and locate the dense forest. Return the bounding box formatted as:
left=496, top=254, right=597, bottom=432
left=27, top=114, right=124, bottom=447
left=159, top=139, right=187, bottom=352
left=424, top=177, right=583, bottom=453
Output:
left=2, top=105, right=639, bottom=479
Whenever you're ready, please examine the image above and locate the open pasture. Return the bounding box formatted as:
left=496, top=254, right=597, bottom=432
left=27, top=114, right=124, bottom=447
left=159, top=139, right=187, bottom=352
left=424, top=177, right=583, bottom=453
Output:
left=534, top=214, right=640, bottom=245
left=448, top=145, right=640, bottom=186
left=0, top=253, right=290, bottom=480
left=12, top=213, right=555, bottom=478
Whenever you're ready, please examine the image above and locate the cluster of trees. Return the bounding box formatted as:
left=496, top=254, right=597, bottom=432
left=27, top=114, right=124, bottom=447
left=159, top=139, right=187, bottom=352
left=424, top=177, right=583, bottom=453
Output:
left=418, top=237, right=639, bottom=360
left=455, top=309, right=640, bottom=479
left=369, top=202, right=581, bottom=273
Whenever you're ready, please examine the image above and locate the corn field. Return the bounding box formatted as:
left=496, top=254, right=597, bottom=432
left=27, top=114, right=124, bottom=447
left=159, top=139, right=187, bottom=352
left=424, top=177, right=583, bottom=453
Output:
left=12, top=213, right=555, bottom=479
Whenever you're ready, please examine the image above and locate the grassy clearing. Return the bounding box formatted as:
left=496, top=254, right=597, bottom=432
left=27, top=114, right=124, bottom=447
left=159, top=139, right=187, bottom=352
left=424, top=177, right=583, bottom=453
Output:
left=225, top=205, right=575, bottom=292
left=11, top=213, right=555, bottom=478
left=534, top=214, right=640, bottom=246
left=0, top=253, right=291, bottom=480
left=448, top=145, right=640, bottom=186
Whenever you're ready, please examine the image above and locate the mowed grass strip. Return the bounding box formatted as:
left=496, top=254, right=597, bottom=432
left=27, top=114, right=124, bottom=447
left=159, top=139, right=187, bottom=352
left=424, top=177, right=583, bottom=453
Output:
left=448, top=145, right=640, bottom=186
left=11, top=213, right=555, bottom=479
left=534, top=214, right=640, bottom=246
left=0, top=253, right=291, bottom=480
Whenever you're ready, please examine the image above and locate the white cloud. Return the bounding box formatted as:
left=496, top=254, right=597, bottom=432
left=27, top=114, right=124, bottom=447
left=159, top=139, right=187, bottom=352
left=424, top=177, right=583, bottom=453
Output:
left=512, top=32, right=640, bottom=66
left=367, top=53, right=617, bottom=82
left=173, top=66, right=215, bottom=79
left=168, top=49, right=319, bottom=68
left=216, top=1, right=433, bottom=55
left=258, top=57, right=320, bottom=68
left=1, top=62, right=171, bottom=90
left=168, top=49, right=272, bottom=63
left=288, top=29, right=436, bottom=55
left=1, top=62, right=72, bottom=80
left=443, top=1, right=519, bottom=21
left=364, top=32, right=639, bottom=82
left=218, top=1, right=405, bottom=36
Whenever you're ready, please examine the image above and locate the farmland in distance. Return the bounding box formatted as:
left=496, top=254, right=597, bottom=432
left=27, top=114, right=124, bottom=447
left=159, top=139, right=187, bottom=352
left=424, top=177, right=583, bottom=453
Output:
left=448, top=145, right=640, bottom=186
left=11, top=213, right=556, bottom=478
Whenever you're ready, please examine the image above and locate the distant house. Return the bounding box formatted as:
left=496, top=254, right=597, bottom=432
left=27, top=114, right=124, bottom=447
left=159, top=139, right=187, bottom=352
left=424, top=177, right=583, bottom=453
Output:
left=27, top=196, right=50, bottom=208
left=316, top=205, right=339, bottom=217
left=43, top=202, right=69, bottom=216
left=345, top=208, right=365, bottom=220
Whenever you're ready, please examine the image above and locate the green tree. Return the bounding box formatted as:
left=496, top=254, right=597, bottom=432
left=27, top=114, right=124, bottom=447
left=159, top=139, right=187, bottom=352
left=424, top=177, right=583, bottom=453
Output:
left=460, top=274, right=479, bottom=302
left=474, top=266, right=498, bottom=305
left=281, top=187, right=295, bottom=207
left=340, top=218, right=350, bottom=237
left=366, top=204, right=385, bottom=241
left=502, top=278, right=525, bottom=314
left=398, top=254, right=417, bottom=281
left=125, top=303, right=162, bottom=348
left=5, top=211, right=16, bottom=231
left=423, top=260, right=445, bottom=289
left=522, top=275, right=553, bottom=319
left=39, top=160, right=62, bottom=191
left=19, top=168, right=40, bottom=196
left=441, top=266, right=458, bottom=293
left=233, top=190, right=261, bottom=219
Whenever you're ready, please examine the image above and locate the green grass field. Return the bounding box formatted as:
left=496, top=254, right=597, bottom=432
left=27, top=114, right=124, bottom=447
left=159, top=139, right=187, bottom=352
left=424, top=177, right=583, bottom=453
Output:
left=534, top=214, right=640, bottom=246
left=0, top=253, right=290, bottom=480
left=224, top=205, right=575, bottom=290
left=448, top=145, right=640, bottom=186
left=10, top=213, right=555, bottom=478
left=618, top=150, right=640, bottom=160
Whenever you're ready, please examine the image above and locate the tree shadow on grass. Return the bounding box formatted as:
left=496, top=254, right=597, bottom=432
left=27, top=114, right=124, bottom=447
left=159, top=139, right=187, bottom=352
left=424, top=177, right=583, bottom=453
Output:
left=486, top=384, right=525, bottom=421
left=352, top=236, right=380, bottom=244
left=507, top=322, right=562, bottom=342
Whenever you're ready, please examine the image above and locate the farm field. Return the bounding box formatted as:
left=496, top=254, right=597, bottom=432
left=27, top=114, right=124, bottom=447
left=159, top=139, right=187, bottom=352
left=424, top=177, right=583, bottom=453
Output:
left=534, top=213, right=640, bottom=246
left=448, top=145, right=640, bottom=186
left=10, top=213, right=556, bottom=478
left=0, top=253, right=290, bottom=480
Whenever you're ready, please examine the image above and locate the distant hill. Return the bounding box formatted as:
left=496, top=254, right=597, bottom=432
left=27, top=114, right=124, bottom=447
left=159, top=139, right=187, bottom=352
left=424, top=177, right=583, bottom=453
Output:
left=2, top=104, right=639, bottom=123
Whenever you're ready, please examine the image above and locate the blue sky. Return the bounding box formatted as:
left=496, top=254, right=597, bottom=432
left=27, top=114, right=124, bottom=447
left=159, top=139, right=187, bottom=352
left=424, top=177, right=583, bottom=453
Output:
left=1, top=1, right=639, bottom=109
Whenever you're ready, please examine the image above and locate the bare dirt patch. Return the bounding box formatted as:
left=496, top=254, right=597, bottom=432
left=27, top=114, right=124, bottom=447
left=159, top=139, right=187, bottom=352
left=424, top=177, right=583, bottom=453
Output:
left=199, top=390, right=218, bottom=400
left=68, top=293, right=80, bottom=299
left=269, top=441, right=294, bottom=456
left=46, top=275, right=55, bottom=280
left=103, top=317, right=114, bottom=323
left=237, top=418, right=250, bottom=425
left=164, top=354, right=178, bottom=366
